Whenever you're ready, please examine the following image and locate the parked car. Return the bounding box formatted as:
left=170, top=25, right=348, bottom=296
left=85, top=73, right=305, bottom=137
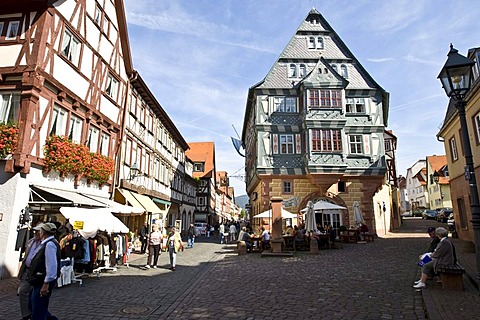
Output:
left=194, top=222, right=208, bottom=236
left=413, top=209, right=423, bottom=217
left=421, top=209, right=437, bottom=219
left=436, top=208, right=453, bottom=223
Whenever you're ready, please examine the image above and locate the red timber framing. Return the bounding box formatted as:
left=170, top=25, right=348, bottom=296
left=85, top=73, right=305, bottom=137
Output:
left=0, top=0, right=133, bottom=189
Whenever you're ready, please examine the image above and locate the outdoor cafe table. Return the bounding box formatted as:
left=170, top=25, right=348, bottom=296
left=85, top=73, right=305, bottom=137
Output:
left=282, top=235, right=294, bottom=250
left=250, top=235, right=263, bottom=251
left=316, top=233, right=331, bottom=249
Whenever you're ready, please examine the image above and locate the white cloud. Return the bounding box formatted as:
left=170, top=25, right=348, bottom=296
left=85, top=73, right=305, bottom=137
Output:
left=367, top=57, right=395, bottom=63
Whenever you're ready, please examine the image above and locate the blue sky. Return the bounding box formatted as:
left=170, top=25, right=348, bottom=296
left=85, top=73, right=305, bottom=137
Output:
left=123, top=0, right=479, bottom=196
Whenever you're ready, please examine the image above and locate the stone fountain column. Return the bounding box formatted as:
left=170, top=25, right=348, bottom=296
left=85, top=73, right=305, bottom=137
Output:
left=270, top=197, right=284, bottom=253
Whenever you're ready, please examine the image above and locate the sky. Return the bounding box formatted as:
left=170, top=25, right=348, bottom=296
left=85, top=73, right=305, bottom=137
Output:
left=123, top=0, right=480, bottom=197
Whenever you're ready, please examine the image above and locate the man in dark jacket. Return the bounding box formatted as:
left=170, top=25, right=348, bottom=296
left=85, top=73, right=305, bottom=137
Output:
left=140, top=222, right=148, bottom=254
left=426, top=226, right=440, bottom=253
left=29, top=222, right=60, bottom=320
left=187, top=224, right=195, bottom=248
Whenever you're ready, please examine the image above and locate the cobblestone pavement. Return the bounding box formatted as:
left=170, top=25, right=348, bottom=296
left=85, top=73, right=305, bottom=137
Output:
left=1, top=219, right=479, bottom=320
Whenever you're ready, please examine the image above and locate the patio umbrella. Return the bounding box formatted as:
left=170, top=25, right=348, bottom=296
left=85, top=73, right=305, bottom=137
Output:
left=305, top=201, right=316, bottom=232
left=300, top=201, right=347, bottom=213
left=353, top=201, right=364, bottom=225
left=253, top=208, right=296, bottom=219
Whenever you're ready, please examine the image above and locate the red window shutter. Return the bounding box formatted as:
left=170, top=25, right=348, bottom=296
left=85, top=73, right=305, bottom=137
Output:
left=272, top=134, right=278, bottom=154
left=295, top=134, right=301, bottom=154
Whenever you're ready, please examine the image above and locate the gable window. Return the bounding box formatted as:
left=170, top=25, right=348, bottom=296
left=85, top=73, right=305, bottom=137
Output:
left=5, top=21, right=20, bottom=40
left=309, top=89, right=342, bottom=108
left=279, top=134, right=294, bottom=154
left=61, top=29, right=80, bottom=66
left=68, top=114, right=83, bottom=143
left=308, top=37, right=315, bottom=49
left=87, top=125, right=99, bottom=152
left=105, top=73, right=118, bottom=99
left=0, top=92, right=20, bottom=123
left=332, top=65, right=338, bottom=73
left=346, top=98, right=365, bottom=113
left=349, top=135, right=363, bottom=154
left=283, top=181, right=292, bottom=194
left=193, top=162, right=204, bottom=172
left=449, top=137, right=458, bottom=161
left=308, top=36, right=324, bottom=50
left=340, top=64, right=348, bottom=78
left=316, top=37, right=324, bottom=49
left=273, top=96, right=296, bottom=113
left=50, top=105, right=67, bottom=136
left=474, top=112, right=480, bottom=144
left=384, top=139, right=392, bottom=152
left=288, top=64, right=297, bottom=78
left=299, top=64, right=307, bottom=77
left=99, top=132, right=110, bottom=156
left=311, top=129, right=342, bottom=152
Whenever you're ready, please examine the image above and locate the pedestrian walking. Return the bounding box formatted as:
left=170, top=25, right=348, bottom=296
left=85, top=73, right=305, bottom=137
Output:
left=28, top=222, right=60, bottom=320
left=18, top=224, right=42, bottom=320
left=145, top=224, right=161, bottom=269
left=167, top=227, right=183, bottom=271
left=187, top=224, right=195, bottom=248
left=140, top=222, right=148, bottom=254
left=219, top=223, right=225, bottom=244
left=229, top=223, right=237, bottom=243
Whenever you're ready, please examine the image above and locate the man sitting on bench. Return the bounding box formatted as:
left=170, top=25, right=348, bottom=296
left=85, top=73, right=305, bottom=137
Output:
left=413, top=227, right=455, bottom=289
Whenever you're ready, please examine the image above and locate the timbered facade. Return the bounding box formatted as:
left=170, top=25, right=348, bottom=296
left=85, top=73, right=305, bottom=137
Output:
left=242, top=9, right=390, bottom=231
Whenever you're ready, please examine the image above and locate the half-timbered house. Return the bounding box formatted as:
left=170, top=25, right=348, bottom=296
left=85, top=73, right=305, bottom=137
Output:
left=242, top=8, right=390, bottom=232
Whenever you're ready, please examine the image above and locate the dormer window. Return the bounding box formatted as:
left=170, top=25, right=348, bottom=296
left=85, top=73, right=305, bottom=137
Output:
left=288, top=64, right=297, bottom=78
left=193, top=162, right=204, bottom=172
left=308, top=36, right=324, bottom=50
left=340, top=64, right=348, bottom=78
left=317, top=37, right=324, bottom=49
left=299, top=64, right=307, bottom=77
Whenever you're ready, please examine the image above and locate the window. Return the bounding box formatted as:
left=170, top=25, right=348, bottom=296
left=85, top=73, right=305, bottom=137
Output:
left=87, top=125, right=99, bottom=152
left=273, top=96, right=296, bottom=113
left=50, top=105, right=67, bottom=136
left=288, top=64, right=297, bottom=78
left=94, top=5, right=102, bottom=25
left=0, top=93, right=20, bottom=123
left=99, top=132, right=109, bottom=156
left=322, top=211, right=341, bottom=230
left=309, top=89, right=342, bottom=108
left=346, top=98, right=365, bottom=113
left=61, top=29, right=80, bottom=66
left=299, top=64, right=307, bottom=77
left=332, top=65, right=338, bottom=73
left=105, top=74, right=118, bottom=99
left=193, top=162, right=204, bottom=172
left=0, top=22, right=4, bottom=36
left=349, top=135, right=363, bottom=154
left=474, top=112, right=480, bottom=144
left=449, top=137, right=458, bottom=161
left=125, top=138, right=132, bottom=165
left=68, top=114, right=83, bottom=143
left=283, top=181, right=292, bottom=194
left=5, top=21, right=20, bottom=40
left=197, top=197, right=205, bottom=206
left=311, top=129, right=342, bottom=152
left=279, top=134, right=294, bottom=154
left=340, top=65, right=348, bottom=78
left=385, top=139, right=392, bottom=152
left=308, top=36, right=324, bottom=49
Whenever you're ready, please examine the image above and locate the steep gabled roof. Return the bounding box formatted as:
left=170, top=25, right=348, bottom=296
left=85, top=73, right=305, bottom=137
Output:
left=426, top=155, right=449, bottom=184
left=185, top=142, right=216, bottom=179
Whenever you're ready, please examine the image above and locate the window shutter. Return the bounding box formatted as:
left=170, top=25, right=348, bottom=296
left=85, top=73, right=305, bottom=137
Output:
left=363, top=135, right=370, bottom=154
left=295, top=134, right=301, bottom=154
left=272, top=134, right=278, bottom=154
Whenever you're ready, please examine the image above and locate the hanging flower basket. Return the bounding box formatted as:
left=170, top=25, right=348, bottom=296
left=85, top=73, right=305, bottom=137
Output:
left=43, top=135, right=114, bottom=185
left=0, top=123, right=19, bottom=159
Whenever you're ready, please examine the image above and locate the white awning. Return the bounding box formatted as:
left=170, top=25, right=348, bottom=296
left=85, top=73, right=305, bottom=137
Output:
left=131, top=192, right=162, bottom=214
left=82, top=193, right=144, bottom=215
left=32, top=185, right=105, bottom=207
left=116, top=188, right=146, bottom=212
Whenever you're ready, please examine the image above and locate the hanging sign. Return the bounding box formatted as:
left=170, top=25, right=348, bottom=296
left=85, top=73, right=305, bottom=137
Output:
left=73, top=221, right=84, bottom=230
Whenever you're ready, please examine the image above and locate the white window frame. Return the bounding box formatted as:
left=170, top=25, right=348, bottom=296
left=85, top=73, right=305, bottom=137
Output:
left=288, top=64, right=297, bottom=78
left=61, top=29, right=80, bottom=66
left=308, top=37, right=315, bottom=49
left=105, top=74, right=118, bottom=99
left=5, top=21, right=20, bottom=40
left=273, top=96, right=296, bottom=113
left=322, top=211, right=341, bottom=230
left=50, top=105, right=67, bottom=136
left=299, top=64, right=307, bottom=77
left=316, top=37, right=324, bottom=49
left=100, top=132, right=110, bottom=156
left=349, top=135, right=363, bottom=154
left=0, top=92, right=20, bottom=123
left=346, top=98, right=366, bottom=113
left=280, top=134, right=294, bottom=154
left=340, top=64, right=348, bottom=78
left=194, top=162, right=204, bottom=172
left=87, top=125, right=100, bottom=153
left=449, top=137, right=458, bottom=161
left=94, top=5, right=102, bottom=25
left=474, top=112, right=480, bottom=144
left=68, top=114, right=83, bottom=144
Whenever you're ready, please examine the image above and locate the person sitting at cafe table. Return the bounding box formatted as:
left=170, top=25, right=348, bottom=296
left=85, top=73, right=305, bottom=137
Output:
left=241, top=228, right=252, bottom=252
left=285, top=225, right=293, bottom=235
left=293, top=226, right=305, bottom=250
left=260, top=227, right=270, bottom=250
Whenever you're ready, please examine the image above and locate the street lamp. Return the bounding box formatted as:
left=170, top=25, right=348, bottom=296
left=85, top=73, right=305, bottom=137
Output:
left=438, top=44, right=480, bottom=280
left=433, top=170, right=440, bottom=184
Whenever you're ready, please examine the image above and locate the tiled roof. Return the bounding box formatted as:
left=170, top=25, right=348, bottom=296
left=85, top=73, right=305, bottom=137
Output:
left=427, top=155, right=449, bottom=184
left=185, top=142, right=215, bottom=178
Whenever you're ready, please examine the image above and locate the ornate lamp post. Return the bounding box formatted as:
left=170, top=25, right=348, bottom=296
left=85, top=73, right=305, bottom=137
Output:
left=438, top=44, right=480, bottom=279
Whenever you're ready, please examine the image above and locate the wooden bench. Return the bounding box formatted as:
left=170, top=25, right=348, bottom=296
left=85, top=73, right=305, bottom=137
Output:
left=437, top=263, right=465, bottom=290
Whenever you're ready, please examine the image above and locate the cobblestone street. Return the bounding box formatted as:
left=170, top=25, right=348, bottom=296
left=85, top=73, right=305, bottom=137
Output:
left=1, top=219, right=479, bottom=320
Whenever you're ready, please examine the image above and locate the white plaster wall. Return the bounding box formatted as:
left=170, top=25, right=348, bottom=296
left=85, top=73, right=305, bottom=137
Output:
left=0, top=45, right=22, bottom=67
left=0, top=163, right=30, bottom=279
left=100, top=95, right=120, bottom=123
left=53, top=56, right=89, bottom=99
left=54, top=0, right=76, bottom=23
